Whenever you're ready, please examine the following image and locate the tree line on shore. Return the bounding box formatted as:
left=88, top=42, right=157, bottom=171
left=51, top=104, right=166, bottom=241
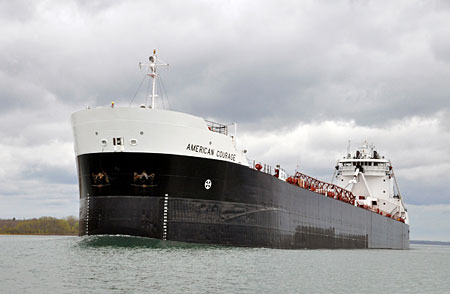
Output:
left=0, top=216, right=79, bottom=235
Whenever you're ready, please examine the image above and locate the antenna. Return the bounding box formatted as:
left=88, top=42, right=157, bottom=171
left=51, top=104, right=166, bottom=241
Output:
left=347, top=140, right=351, bottom=158
left=139, top=50, right=169, bottom=109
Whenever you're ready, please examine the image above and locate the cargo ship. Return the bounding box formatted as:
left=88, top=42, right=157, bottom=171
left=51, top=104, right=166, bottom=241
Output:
left=71, top=52, right=409, bottom=249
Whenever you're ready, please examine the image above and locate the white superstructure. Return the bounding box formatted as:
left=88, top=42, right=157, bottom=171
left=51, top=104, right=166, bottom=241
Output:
left=71, top=50, right=248, bottom=165
left=71, top=106, right=248, bottom=165
left=332, top=142, right=409, bottom=224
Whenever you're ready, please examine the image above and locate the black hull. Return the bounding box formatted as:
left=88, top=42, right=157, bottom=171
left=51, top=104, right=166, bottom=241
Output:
left=77, top=153, right=409, bottom=249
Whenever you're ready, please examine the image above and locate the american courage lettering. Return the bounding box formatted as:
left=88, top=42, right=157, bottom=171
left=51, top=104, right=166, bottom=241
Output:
left=186, top=144, right=215, bottom=156
left=186, top=144, right=236, bottom=161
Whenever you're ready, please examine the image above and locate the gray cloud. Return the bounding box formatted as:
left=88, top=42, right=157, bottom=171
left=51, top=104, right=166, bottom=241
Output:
left=1, top=0, right=448, bottom=128
left=0, top=0, right=38, bottom=22
left=437, top=108, right=450, bottom=133
left=408, top=204, right=450, bottom=241
left=144, top=0, right=450, bottom=130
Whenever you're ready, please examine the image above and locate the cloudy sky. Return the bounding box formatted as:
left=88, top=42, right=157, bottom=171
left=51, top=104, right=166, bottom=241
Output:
left=1, top=0, right=449, bottom=241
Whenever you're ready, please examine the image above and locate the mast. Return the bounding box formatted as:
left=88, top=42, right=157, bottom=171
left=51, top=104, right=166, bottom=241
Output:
left=151, top=51, right=157, bottom=109
left=346, top=140, right=351, bottom=158
left=139, top=50, right=168, bottom=109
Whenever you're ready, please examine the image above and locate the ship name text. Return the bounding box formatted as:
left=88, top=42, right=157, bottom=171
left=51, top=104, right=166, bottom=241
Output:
left=186, top=144, right=236, bottom=161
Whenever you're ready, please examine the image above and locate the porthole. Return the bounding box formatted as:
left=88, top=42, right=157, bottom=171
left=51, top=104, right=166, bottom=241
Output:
left=95, top=131, right=98, bottom=136
left=101, top=139, right=108, bottom=146
left=130, top=139, right=138, bottom=146
left=140, top=131, right=144, bottom=135
left=383, top=190, right=386, bottom=193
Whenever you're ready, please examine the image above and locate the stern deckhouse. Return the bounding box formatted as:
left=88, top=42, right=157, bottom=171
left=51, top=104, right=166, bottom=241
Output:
left=332, top=142, right=409, bottom=224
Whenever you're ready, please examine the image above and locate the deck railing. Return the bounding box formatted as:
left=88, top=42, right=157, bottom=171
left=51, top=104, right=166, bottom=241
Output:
left=205, top=120, right=228, bottom=135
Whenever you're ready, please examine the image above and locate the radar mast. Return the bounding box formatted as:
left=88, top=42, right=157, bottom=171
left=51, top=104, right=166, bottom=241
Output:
left=139, top=50, right=169, bottom=109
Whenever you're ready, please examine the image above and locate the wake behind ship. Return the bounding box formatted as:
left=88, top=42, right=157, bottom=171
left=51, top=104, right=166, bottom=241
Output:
left=71, top=51, right=409, bottom=249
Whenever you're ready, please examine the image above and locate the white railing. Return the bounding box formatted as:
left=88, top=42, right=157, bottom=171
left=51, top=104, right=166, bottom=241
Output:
left=205, top=120, right=228, bottom=135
